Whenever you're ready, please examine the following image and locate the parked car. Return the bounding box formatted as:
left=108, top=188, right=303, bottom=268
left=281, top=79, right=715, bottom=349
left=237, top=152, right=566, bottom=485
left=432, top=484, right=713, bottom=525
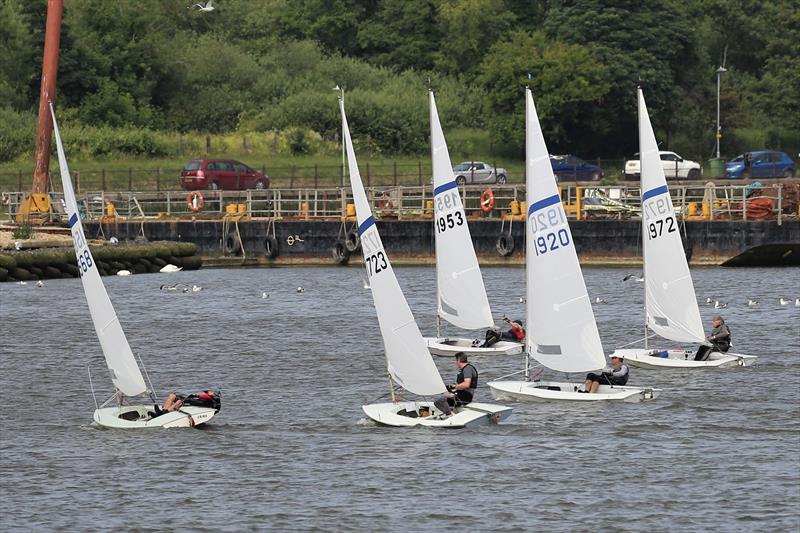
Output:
left=180, top=159, right=269, bottom=190
left=550, top=154, right=604, bottom=181
left=624, top=151, right=702, bottom=180
left=452, top=161, right=508, bottom=185
left=724, top=151, right=796, bottom=179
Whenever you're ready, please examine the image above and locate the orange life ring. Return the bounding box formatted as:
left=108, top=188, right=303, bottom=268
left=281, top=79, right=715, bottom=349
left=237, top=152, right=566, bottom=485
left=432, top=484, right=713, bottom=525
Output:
left=480, top=189, right=495, bottom=213
left=187, top=191, right=204, bottom=212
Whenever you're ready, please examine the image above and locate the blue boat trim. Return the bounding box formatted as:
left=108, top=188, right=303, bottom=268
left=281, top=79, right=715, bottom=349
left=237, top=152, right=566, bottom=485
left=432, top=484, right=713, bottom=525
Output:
left=642, top=185, right=669, bottom=201
left=358, top=216, right=375, bottom=235
left=528, top=194, right=561, bottom=216
left=434, top=181, right=458, bottom=196
left=69, top=213, right=78, bottom=227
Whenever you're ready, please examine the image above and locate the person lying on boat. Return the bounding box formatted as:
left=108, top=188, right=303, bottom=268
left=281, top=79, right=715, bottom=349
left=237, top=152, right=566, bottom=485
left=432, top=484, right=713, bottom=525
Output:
left=149, top=393, right=184, bottom=418
left=434, top=352, right=478, bottom=417
left=500, top=315, right=526, bottom=342
left=474, top=326, right=501, bottom=347
left=580, top=354, right=629, bottom=393
left=694, top=315, right=731, bottom=361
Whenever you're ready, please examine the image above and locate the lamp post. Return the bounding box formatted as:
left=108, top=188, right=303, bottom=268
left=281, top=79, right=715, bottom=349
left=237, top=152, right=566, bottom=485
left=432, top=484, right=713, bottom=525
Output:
left=715, top=66, right=727, bottom=159
left=334, top=85, right=345, bottom=186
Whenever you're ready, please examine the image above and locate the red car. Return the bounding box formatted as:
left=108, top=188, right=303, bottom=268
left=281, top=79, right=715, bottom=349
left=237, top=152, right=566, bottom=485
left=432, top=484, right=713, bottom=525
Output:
left=180, top=159, right=270, bottom=190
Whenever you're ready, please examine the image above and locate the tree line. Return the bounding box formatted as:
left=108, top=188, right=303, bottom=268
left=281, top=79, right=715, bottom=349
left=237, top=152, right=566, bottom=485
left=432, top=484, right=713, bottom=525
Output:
left=1, top=0, right=797, bottom=164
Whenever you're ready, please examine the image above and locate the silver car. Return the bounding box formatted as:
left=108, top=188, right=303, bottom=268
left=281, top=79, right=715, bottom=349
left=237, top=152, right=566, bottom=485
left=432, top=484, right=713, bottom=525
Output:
left=452, top=161, right=508, bottom=184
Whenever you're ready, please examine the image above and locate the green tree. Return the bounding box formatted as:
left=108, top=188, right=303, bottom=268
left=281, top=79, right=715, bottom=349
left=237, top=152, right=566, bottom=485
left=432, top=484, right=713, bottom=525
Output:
left=478, top=31, right=610, bottom=155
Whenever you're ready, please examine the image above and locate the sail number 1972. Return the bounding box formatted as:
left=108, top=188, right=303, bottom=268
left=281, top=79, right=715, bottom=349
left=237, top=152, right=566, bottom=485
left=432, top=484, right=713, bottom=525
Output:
left=643, top=196, right=677, bottom=240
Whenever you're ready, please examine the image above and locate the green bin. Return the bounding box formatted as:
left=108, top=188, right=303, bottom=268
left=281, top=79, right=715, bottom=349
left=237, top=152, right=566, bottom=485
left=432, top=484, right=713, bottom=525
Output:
left=708, top=158, right=725, bottom=178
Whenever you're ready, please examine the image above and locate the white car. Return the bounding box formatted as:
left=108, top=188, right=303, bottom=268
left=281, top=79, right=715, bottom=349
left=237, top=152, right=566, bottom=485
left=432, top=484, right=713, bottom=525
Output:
left=452, top=161, right=508, bottom=184
left=624, top=151, right=702, bottom=180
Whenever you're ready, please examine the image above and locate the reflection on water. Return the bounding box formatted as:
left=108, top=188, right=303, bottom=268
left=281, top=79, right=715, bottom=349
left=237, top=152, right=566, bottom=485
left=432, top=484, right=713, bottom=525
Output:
left=1, top=266, right=798, bottom=530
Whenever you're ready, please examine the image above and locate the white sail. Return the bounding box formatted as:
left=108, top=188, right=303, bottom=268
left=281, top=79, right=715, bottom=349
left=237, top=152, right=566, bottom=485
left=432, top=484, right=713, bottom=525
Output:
left=637, top=89, right=705, bottom=344
left=340, top=99, right=446, bottom=396
left=430, top=91, right=493, bottom=330
left=525, top=89, right=606, bottom=373
left=49, top=103, right=147, bottom=397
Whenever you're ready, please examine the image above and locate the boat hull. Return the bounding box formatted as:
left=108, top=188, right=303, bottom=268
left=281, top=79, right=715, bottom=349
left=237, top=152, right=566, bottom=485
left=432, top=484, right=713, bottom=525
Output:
left=362, top=401, right=512, bottom=428
left=93, top=404, right=218, bottom=429
left=487, top=380, right=660, bottom=403
left=613, top=348, right=757, bottom=369
left=425, top=337, right=524, bottom=357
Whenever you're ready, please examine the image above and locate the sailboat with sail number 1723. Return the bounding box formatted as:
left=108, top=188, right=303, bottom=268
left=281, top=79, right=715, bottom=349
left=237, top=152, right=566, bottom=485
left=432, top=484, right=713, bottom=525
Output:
left=338, top=96, right=513, bottom=427
left=50, top=102, right=221, bottom=428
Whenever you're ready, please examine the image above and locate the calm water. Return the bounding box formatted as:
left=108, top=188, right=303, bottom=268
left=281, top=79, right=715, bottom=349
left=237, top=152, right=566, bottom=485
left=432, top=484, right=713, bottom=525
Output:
left=1, top=265, right=798, bottom=531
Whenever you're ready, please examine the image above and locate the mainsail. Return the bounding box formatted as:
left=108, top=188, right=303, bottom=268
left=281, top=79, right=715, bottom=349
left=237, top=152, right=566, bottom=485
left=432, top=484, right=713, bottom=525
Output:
left=430, top=91, right=493, bottom=330
left=524, top=89, right=606, bottom=373
left=340, top=99, right=446, bottom=396
left=637, top=89, right=705, bottom=344
left=50, top=103, right=147, bottom=397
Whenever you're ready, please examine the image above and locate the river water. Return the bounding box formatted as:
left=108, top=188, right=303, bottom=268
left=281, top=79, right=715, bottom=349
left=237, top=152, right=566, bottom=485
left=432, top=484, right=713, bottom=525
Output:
left=1, top=265, right=798, bottom=531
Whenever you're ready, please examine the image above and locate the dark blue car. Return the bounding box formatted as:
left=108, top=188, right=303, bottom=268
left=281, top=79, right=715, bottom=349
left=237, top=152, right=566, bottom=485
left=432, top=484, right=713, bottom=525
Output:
left=550, top=155, right=604, bottom=181
left=725, top=151, right=796, bottom=179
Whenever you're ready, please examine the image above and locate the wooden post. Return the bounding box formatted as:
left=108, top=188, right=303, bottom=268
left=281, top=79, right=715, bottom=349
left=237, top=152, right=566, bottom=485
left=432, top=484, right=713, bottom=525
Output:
left=75, top=170, right=80, bottom=194
left=101, top=168, right=106, bottom=190
left=418, top=161, right=422, bottom=186
left=156, top=167, right=161, bottom=192
left=366, top=163, right=371, bottom=187
left=18, top=170, right=23, bottom=191
left=393, top=162, right=397, bottom=186
left=205, top=134, right=211, bottom=155
left=314, top=164, right=318, bottom=189
left=128, top=168, right=132, bottom=191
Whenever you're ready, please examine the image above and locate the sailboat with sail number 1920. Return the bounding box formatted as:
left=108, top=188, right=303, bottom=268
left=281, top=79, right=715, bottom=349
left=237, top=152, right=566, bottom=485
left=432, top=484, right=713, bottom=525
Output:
left=50, top=102, right=221, bottom=428
left=338, top=97, right=513, bottom=427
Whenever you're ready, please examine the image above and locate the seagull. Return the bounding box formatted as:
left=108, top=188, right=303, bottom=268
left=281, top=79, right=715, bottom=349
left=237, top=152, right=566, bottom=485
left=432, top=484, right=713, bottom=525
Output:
left=261, top=291, right=269, bottom=299
left=109, top=236, right=119, bottom=245
left=160, top=284, right=179, bottom=292
left=36, top=280, right=44, bottom=288
left=191, top=285, right=203, bottom=292
left=519, top=296, right=526, bottom=303
left=747, top=299, right=758, bottom=307
left=714, top=300, right=728, bottom=309
left=594, top=297, right=607, bottom=304
left=189, top=0, right=214, bottom=11
left=796, top=298, right=800, bottom=307
left=17, top=280, right=27, bottom=285
left=706, top=297, right=714, bottom=305
left=779, top=298, right=791, bottom=306
left=160, top=264, right=182, bottom=273
left=296, top=286, right=305, bottom=293
left=116, top=270, right=131, bottom=276
left=623, top=273, right=644, bottom=282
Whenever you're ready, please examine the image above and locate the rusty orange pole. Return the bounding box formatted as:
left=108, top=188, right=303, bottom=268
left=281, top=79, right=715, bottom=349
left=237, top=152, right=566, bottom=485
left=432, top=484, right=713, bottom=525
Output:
left=31, top=0, right=63, bottom=194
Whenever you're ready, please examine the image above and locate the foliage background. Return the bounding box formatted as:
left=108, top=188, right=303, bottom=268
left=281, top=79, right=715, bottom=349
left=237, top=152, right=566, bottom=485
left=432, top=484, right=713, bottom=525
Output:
left=0, top=0, right=797, bottom=164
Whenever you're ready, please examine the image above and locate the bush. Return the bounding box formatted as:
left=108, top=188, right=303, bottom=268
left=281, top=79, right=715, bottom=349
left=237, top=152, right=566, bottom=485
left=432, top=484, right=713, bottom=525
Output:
left=0, top=107, right=35, bottom=162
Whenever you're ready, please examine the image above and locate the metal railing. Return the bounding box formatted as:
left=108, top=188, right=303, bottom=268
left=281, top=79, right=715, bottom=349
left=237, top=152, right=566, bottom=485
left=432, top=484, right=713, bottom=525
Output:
left=1, top=183, right=790, bottom=225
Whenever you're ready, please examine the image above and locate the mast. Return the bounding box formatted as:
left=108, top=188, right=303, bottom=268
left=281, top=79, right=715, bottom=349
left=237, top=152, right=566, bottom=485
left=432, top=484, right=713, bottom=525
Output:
left=638, top=87, right=649, bottom=350
left=429, top=89, right=441, bottom=337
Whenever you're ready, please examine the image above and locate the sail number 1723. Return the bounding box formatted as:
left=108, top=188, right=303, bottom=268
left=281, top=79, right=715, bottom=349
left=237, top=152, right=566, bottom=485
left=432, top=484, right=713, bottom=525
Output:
left=365, top=251, right=387, bottom=277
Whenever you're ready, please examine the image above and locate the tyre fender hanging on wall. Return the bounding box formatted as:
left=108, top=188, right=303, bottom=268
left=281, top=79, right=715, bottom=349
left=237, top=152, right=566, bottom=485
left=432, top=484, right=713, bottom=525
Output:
left=496, top=233, right=515, bottom=256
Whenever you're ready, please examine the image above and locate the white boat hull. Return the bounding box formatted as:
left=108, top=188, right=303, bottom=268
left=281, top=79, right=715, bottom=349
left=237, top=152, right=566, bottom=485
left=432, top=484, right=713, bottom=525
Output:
left=93, top=404, right=218, bottom=429
left=425, top=337, right=524, bottom=357
left=613, top=348, right=757, bottom=369
left=487, top=380, right=660, bottom=403
left=362, top=401, right=512, bottom=428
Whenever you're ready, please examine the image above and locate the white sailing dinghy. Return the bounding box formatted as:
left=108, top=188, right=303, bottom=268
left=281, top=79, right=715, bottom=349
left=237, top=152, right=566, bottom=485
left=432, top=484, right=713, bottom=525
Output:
left=339, top=99, right=512, bottom=427
left=610, top=90, right=756, bottom=369
left=487, top=89, right=659, bottom=403
left=50, top=103, right=221, bottom=428
left=424, top=91, right=523, bottom=358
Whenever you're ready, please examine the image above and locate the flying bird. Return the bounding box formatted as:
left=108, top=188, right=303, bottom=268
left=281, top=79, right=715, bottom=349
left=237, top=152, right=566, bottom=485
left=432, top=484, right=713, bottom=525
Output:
left=623, top=273, right=643, bottom=282
left=189, top=0, right=215, bottom=12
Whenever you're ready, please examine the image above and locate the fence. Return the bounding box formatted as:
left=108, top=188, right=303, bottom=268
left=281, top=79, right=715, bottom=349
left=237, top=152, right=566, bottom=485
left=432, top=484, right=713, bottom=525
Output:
left=2, top=183, right=789, bottom=226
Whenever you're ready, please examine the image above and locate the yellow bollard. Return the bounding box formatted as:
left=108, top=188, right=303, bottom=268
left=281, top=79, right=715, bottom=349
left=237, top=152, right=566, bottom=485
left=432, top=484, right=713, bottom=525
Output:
left=346, top=203, right=356, bottom=217
left=225, top=203, right=237, bottom=214
left=575, top=187, right=583, bottom=221
left=688, top=202, right=699, bottom=216
left=237, top=203, right=247, bottom=213
left=106, top=201, right=117, bottom=217
left=510, top=200, right=520, bottom=215
left=702, top=201, right=711, bottom=218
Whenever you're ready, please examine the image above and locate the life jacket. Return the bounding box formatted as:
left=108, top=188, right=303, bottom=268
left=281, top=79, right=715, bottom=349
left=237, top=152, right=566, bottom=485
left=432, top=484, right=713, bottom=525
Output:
left=456, top=363, right=478, bottom=403
left=510, top=324, right=525, bottom=341
left=610, top=364, right=630, bottom=385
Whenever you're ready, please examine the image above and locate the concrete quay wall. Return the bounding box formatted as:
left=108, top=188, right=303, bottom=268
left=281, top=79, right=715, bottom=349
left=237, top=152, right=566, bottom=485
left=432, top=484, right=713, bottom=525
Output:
left=86, top=219, right=800, bottom=267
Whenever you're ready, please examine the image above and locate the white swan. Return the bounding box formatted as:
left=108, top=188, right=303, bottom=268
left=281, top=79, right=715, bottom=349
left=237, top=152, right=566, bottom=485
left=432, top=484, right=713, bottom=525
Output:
left=116, top=270, right=131, bottom=276
left=160, top=264, right=182, bottom=273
